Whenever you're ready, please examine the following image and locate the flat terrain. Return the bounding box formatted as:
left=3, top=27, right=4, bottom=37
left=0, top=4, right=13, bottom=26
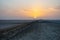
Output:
left=0, top=20, right=60, bottom=40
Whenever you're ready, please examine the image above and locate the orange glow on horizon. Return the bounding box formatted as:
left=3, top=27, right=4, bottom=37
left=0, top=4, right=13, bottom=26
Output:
left=14, top=6, right=57, bottom=19
left=26, top=6, right=41, bottom=18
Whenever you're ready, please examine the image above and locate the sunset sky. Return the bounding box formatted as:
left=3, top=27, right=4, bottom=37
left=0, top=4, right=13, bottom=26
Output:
left=0, top=0, right=60, bottom=20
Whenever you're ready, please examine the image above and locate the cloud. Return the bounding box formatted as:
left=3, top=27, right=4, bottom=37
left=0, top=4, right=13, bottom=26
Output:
left=0, top=6, right=60, bottom=20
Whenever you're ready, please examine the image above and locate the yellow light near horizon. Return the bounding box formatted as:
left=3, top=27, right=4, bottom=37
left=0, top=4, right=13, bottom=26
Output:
left=23, top=6, right=47, bottom=18
left=31, top=7, right=40, bottom=19
left=33, top=16, right=37, bottom=19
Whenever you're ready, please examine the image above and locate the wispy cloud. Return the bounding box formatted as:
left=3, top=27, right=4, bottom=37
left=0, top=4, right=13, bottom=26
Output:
left=0, top=0, right=60, bottom=20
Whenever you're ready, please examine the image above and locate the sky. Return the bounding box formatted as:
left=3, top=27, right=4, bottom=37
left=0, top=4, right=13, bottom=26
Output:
left=0, top=0, right=60, bottom=20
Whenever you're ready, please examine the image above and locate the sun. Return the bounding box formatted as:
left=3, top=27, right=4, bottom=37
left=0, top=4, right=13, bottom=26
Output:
left=31, top=8, right=40, bottom=19
left=32, top=13, right=38, bottom=19
left=33, top=16, right=37, bottom=19
left=25, top=6, right=41, bottom=19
